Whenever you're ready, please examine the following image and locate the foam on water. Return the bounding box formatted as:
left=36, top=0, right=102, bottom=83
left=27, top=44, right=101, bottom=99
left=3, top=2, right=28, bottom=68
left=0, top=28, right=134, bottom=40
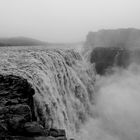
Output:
left=77, top=64, right=140, bottom=140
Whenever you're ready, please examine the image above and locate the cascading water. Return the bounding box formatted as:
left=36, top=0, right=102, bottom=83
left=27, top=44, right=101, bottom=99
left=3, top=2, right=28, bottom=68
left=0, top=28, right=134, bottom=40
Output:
left=0, top=47, right=95, bottom=139
left=1, top=46, right=140, bottom=140
left=80, top=28, right=140, bottom=140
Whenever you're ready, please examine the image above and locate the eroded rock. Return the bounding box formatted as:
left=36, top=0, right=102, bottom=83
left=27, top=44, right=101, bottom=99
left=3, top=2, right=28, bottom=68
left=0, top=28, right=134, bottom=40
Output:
left=23, top=122, right=46, bottom=136
left=0, top=74, right=69, bottom=140
left=48, top=128, right=66, bottom=137
left=0, top=75, right=35, bottom=138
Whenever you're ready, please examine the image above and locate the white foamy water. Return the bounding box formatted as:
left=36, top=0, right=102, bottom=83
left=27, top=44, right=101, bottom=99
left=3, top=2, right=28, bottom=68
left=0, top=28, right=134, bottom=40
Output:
left=77, top=64, right=140, bottom=140
left=1, top=46, right=140, bottom=140
left=0, top=47, right=95, bottom=139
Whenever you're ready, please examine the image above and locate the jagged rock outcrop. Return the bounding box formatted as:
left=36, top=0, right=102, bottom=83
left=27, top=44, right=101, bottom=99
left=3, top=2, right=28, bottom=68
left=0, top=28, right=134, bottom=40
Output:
left=83, top=28, right=140, bottom=74
left=0, top=74, right=49, bottom=139
left=0, top=48, right=96, bottom=139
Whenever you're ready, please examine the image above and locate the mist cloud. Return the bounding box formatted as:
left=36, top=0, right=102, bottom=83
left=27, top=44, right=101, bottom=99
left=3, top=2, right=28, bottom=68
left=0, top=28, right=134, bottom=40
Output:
left=77, top=64, right=140, bottom=140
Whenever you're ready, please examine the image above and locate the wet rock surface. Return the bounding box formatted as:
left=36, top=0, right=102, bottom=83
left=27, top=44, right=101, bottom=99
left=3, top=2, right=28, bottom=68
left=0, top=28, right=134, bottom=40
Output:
left=0, top=75, right=69, bottom=140
left=0, top=75, right=35, bottom=138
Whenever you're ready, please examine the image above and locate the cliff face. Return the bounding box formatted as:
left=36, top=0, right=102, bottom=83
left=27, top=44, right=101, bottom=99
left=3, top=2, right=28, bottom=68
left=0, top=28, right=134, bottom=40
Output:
left=83, top=29, right=140, bottom=74
left=0, top=47, right=95, bottom=139
left=85, top=28, right=140, bottom=51
left=0, top=75, right=36, bottom=137
left=90, top=47, right=130, bottom=74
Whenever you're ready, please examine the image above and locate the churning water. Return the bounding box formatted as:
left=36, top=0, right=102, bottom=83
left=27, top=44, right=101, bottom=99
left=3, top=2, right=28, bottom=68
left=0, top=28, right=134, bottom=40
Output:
left=0, top=46, right=140, bottom=140
left=77, top=64, right=140, bottom=140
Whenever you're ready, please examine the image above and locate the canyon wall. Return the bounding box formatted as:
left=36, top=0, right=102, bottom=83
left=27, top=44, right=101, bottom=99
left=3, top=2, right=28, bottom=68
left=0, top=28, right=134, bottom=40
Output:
left=83, top=28, right=140, bottom=74
left=84, top=28, right=140, bottom=51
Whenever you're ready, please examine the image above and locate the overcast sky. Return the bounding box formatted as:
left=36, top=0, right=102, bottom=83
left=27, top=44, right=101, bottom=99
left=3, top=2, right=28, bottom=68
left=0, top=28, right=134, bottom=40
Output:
left=0, top=0, right=140, bottom=43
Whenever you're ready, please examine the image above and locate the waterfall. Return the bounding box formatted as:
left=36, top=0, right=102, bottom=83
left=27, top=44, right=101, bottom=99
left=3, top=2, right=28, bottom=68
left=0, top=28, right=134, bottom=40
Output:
left=0, top=47, right=96, bottom=138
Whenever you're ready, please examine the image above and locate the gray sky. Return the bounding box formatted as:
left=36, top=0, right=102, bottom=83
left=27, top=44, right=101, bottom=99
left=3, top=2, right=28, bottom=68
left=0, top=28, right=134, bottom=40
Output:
left=0, top=0, right=140, bottom=43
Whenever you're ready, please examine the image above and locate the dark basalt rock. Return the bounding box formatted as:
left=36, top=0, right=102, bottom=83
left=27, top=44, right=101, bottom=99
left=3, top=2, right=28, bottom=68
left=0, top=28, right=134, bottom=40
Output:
left=2, top=136, right=57, bottom=140
left=48, top=128, right=66, bottom=137
left=0, top=75, right=36, bottom=138
left=23, top=122, right=47, bottom=136
left=56, top=136, right=67, bottom=140
left=0, top=74, right=69, bottom=140
left=90, top=47, right=130, bottom=74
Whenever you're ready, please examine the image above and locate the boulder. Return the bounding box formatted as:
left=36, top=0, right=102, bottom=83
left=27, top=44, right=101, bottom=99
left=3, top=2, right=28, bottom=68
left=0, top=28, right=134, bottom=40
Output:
left=0, top=107, right=8, bottom=115
left=23, top=122, right=47, bottom=136
left=56, top=136, right=67, bottom=140
left=49, top=128, right=66, bottom=137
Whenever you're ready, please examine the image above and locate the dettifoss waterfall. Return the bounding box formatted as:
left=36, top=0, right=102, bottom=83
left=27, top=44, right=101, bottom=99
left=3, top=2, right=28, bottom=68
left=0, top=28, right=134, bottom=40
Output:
left=0, top=47, right=95, bottom=139
left=1, top=47, right=140, bottom=140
